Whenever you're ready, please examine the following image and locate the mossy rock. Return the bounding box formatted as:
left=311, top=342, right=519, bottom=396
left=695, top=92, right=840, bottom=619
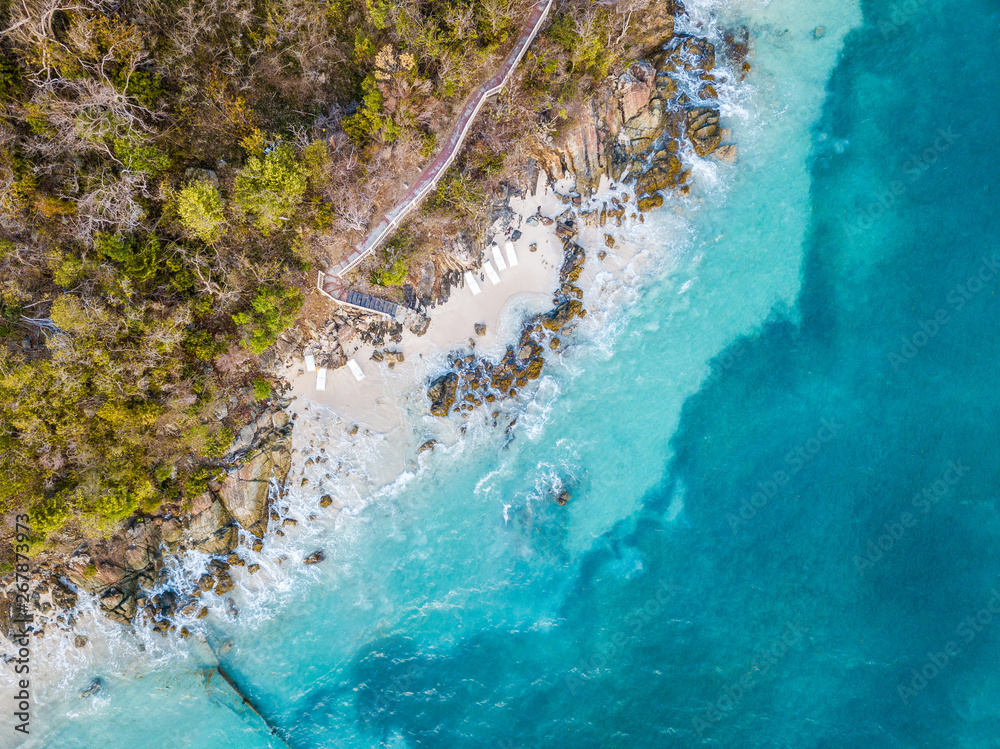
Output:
left=638, top=194, right=665, bottom=212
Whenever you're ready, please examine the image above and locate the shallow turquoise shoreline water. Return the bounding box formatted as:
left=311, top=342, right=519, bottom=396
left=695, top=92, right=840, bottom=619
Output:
left=15, top=0, right=1000, bottom=746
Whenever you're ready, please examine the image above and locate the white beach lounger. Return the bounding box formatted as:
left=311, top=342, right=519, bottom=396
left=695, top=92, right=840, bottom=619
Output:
left=464, top=271, right=482, bottom=296
left=483, top=260, right=501, bottom=286
left=315, top=367, right=327, bottom=391
left=347, top=358, right=365, bottom=382
left=504, top=240, right=518, bottom=267
left=491, top=244, right=507, bottom=271
left=304, top=354, right=316, bottom=372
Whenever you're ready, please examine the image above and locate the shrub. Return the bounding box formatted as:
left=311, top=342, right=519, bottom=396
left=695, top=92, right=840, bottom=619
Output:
left=53, top=254, right=85, bottom=287
left=177, top=181, right=225, bottom=243
left=94, top=232, right=165, bottom=284
left=342, top=76, right=397, bottom=145
left=371, top=257, right=409, bottom=286
left=302, top=140, right=330, bottom=185
left=205, top=427, right=234, bottom=458
left=0, top=52, right=22, bottom=101
left=239, top=127, right=267, bottom=157
left=31, top=492, right=70, bottom=537
left=364, top=0, right=390, bottom=30
left=117, top=69, right=163, bottom=109
left=183, top=329, right=229, bottom=361
left=87, top=487, right=140, bottom=526
left=0, top=459, right=40, bottom=515
left=428, top=171, right=486, bottom=216
left=183, top=467, right=214, bottom=496
left=419, top=130, right=437, bottom=158
left=252, top=378, right=272, bottom=400
left=95, top=231, right=132, bottom=261
left=49, top=295, right=93, bottom=334
left=547, top=12, right=611, bottom=78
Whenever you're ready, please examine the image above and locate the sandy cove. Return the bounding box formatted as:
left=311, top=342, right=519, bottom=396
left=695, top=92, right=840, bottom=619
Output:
left=290, top=172, right=586, bottom=434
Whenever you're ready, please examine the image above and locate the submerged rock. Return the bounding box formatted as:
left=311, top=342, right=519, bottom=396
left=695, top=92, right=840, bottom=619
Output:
left=304, top=550, right=325, bottom=565
left=80, top=678, right=103, bottom=699
left=715, top=144, right=739, bottom=163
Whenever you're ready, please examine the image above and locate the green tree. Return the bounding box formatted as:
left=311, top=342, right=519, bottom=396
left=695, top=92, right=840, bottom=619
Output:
left=342, top=76, right=399, bottom=145
left=232, top=285, right=303, bottom=354
left=30, top=492, right=70, bottom=537
left=114, top=137, right=171, bottom=176
left=177, top=181, right=226, bottom=243
left=234, top=145, right=308, bottom=233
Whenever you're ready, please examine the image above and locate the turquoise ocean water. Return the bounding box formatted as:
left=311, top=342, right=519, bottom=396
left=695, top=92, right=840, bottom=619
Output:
left=12, top=0, right=1000, bottom=745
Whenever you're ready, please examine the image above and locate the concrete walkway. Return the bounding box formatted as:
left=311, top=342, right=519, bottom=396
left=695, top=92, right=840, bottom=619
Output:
left=318, top=0, right=554, bottom=316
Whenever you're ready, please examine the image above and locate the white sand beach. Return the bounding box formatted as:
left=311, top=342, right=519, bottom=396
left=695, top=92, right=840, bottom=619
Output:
left=286, top=173, right=577, bottom=433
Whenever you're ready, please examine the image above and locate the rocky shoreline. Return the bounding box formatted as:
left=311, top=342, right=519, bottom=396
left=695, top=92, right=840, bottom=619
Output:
left=1, top=406, right=294, bottom=638
left=425, top=17, right=745, bottom=419
left=0, top=4, right=747, bottom=643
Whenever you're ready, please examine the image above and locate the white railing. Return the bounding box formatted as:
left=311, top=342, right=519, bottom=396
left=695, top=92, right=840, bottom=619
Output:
left=332, top=0, right=554, bottom=279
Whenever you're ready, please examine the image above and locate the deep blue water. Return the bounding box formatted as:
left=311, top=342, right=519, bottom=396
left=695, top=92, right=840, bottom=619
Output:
left=336, top=1, right=1000, bottom=745
left=16, top=0, right=1000, bottom=746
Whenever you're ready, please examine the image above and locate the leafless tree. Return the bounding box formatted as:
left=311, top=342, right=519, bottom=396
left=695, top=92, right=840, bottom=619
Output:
left=25, top=77, right=158, bottom=165
left=71, top=170, right=151, bottom=242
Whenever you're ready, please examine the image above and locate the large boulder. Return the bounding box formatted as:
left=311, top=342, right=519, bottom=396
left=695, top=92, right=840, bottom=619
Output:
left=427, top=372, right=459, bottom=417
left=0, top=593, right=18, bottom=642
left=687, top=107, right=722, bottom=157
left=537, top=300, right=585, bottom=331
left=98, top=585, right=138, bottom=625
left=182, top=496, right=237, bottom=556
left=123, top=518, right=162, bottom=572
left=625, top=0, right=676, bottom=56
left=618, top=62, right=656, bottom=123
left=636, top=154, right=684, bottom=196
left=623, top=98, right=667, bottom=154
left=548, top=99, right=605, bottom=187
left=217, top=426, right=292, bottom=538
